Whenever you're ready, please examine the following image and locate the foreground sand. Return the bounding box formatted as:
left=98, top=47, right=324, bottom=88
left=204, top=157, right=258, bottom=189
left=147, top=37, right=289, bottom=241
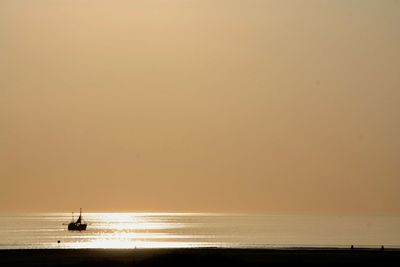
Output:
left=1, top=248, right=399, bottom=267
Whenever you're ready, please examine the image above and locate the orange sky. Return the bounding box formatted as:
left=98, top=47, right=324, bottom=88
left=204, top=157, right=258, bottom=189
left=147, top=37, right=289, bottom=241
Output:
left=1, top=0, right=399, bottom=214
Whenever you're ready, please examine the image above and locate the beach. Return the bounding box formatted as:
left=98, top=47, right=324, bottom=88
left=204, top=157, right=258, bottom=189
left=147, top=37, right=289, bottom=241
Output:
left=1, top=248, right=400, bottom=267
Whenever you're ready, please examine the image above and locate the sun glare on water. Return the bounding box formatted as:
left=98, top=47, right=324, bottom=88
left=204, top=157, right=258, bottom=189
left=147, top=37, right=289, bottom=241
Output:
left=59, top=213, right=213, bottom=249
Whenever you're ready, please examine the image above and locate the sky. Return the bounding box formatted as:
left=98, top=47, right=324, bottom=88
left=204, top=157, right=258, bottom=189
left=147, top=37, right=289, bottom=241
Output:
left=0, top=0, right=399, bottom=214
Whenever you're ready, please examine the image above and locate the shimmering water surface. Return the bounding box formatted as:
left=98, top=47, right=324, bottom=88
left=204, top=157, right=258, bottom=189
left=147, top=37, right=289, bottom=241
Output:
left=0, top=213, right=399, bottom=249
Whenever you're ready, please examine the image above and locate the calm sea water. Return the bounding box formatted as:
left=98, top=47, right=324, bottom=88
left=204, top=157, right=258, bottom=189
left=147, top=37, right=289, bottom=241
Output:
left=0, top=213, right=399, bottom=249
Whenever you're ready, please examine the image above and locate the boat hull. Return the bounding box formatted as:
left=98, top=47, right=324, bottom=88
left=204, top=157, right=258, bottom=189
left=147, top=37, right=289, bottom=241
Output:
left=68, top=223, right=87, bottom=231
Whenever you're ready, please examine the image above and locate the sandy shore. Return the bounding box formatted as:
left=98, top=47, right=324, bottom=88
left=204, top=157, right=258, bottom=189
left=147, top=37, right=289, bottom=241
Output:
left=1, top=248, right=399, bottom=266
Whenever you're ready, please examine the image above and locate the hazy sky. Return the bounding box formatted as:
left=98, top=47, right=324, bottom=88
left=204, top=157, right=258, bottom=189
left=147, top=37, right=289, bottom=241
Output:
left=1, top=0, right=399, bottom=214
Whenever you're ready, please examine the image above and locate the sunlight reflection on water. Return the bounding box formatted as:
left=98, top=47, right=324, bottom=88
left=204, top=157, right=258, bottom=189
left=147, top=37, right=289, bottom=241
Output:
left=0, top=213, right=399, bottom=249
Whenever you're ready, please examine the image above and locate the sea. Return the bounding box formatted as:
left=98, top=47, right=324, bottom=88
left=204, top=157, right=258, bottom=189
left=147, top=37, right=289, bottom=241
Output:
left=0, top=213, right=399, bottom=249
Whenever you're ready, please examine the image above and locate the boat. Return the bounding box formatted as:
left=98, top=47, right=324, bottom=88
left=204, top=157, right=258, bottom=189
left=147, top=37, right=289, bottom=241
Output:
left=68, top=208, right=87, bottom=231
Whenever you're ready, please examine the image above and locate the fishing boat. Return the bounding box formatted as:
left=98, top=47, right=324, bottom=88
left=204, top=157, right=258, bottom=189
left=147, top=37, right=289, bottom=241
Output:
left=68, top=208, right=87, bottom=231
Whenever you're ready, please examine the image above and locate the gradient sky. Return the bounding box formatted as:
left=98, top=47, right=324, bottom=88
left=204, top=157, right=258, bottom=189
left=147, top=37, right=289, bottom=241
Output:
left=1, top=0, right=399, bottom=214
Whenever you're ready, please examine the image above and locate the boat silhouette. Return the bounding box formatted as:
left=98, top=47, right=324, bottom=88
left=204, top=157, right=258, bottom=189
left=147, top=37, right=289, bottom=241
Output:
left=68, top=208, right=87, bottom=231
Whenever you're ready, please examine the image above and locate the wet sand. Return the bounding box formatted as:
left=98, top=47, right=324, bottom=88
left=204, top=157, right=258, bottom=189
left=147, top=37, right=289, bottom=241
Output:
left=1, top=248, right=399, bottom=267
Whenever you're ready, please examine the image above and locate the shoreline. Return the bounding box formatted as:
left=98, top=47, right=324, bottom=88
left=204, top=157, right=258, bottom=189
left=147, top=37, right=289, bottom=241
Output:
left=1, top=248, right=400, bottom=266
left=1, top=246, right=400, bottom=250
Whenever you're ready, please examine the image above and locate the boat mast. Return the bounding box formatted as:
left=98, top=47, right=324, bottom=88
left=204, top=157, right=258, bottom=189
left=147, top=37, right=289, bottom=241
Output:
left=76, top=208, right=82, bottom=224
